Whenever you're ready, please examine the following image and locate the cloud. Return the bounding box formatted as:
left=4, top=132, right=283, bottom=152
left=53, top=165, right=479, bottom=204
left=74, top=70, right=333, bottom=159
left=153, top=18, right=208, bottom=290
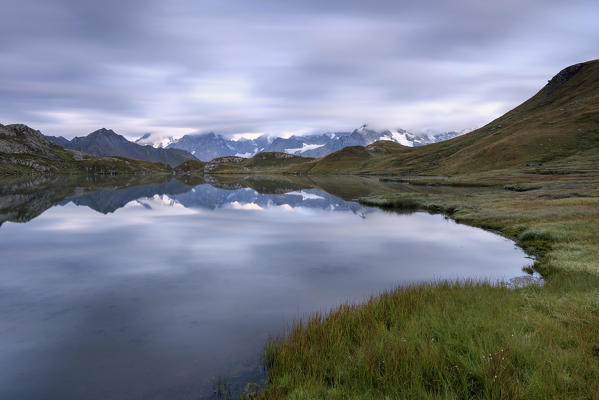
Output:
left=0, top=0, right=597, bottom=139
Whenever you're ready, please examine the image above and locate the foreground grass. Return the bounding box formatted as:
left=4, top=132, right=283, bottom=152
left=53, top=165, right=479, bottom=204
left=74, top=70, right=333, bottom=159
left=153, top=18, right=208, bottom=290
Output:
left=254, top=167, right=599, bottom=399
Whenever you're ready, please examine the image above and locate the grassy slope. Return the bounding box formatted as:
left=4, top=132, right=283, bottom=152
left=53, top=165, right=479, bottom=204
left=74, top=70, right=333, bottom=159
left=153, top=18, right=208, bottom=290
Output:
left=180, top=59, right=599, bottom=178
left=0, top=149, right=171, bottom=176
left=259, top=60, right=599, bottom=176
left=202, top=152, right=313, bottom=174
left=250, top=62, right=599, bottom=399
left=173, top=159, right=207, bottom=175
left=257, top=155, right=599, bottom=400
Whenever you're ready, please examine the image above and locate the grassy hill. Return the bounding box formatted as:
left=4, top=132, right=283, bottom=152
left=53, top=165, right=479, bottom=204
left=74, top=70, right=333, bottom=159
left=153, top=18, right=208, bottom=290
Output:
left=173, top=159, right=207, bottom=175
left=181, top=152, right=313, bottom=175
left=262, top=60, right=599, bottom=176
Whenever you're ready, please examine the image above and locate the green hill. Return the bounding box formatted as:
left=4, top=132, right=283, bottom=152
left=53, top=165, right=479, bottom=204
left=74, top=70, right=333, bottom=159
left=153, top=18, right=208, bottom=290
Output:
left=182, top=152, right=313, bottom=174
left=276, top=60, right=599, bottom=175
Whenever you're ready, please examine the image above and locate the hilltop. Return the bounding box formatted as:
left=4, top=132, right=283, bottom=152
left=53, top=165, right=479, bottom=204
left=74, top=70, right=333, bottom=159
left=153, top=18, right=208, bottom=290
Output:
left=175, top=152, right=312, bottom=175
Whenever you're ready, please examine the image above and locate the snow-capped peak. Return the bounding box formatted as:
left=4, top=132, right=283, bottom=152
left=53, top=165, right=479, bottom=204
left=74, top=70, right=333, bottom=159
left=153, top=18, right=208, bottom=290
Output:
left=135, top=133, right=178, bottom=148
left=388, top=129, right=415, bottom=147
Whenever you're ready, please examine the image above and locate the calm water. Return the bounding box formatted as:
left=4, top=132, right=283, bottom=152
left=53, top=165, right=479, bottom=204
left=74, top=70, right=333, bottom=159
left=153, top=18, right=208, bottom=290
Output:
left=0, top=177, right=531, bottom=399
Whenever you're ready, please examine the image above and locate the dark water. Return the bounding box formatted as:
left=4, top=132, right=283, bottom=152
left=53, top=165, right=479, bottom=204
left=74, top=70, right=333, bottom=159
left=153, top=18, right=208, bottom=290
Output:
left=0, top=177, right=531, bottom=399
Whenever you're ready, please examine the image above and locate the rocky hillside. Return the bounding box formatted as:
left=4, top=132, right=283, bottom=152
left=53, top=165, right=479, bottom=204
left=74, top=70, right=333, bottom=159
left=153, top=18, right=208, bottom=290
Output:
left=47, top=128, right=196, bottom=167
left=1, top=124, right=171, bottom=175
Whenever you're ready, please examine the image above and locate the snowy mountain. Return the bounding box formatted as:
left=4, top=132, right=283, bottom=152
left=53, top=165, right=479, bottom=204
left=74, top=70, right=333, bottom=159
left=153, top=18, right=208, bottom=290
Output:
left=135, top=133, right=177, bottom=148
left=143, top=125, right=468, bottom=161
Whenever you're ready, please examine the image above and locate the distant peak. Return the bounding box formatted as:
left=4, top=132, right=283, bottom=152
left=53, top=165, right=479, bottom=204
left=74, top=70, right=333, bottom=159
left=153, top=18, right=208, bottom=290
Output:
left=90, top=128, right=118, bottom=136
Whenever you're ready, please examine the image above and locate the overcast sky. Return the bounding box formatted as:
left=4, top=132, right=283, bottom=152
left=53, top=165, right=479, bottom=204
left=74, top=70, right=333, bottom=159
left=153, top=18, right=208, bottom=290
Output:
left=1, top=0, right=597, bottom=140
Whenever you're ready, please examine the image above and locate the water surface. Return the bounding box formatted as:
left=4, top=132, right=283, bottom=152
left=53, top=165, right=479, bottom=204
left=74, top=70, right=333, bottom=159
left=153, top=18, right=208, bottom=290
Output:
left=0, top=177, right=530, bottom=399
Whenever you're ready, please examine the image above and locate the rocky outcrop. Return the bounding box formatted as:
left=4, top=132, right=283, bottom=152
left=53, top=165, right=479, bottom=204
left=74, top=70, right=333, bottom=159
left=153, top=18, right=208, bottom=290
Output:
left=253, top=152, right=299, bottom=160
left=204, top=156, right=245, bottom=173
left=545, top=62, right=586, bottom=95
left=0, top=124, right=61, bottom=159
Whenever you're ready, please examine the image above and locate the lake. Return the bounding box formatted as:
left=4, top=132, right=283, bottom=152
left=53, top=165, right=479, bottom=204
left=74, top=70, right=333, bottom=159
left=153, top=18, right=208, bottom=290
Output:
left=0, top=176, right=532, bottom=399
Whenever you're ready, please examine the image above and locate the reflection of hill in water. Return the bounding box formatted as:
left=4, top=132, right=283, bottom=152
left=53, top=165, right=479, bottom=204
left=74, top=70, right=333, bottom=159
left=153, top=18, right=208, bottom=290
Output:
left=0, top=176, right=76, bottom=227
left=0, top=176, right=186, bottom=226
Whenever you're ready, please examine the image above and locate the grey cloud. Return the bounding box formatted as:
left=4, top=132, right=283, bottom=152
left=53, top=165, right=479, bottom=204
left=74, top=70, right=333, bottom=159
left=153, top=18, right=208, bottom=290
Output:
left=0, top=0, right=597, bottom=138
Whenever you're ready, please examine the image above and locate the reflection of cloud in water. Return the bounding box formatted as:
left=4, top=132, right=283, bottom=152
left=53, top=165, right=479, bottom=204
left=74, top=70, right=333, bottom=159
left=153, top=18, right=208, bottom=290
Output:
left=226, top=201, right=264, bottom=211
left=0, top=178, right=531, bottom=400
left=128, top=194, right=193, bottom=214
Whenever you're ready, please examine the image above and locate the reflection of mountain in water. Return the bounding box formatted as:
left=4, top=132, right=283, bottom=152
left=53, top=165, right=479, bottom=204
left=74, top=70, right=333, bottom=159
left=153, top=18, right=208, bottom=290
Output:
left=65, top=180, right=192, bottom=214
left=0, top=176, right=375, bottom=226
left=0, top=176, right=188, bottom=226
left=171, top=185, right=367, bottom=215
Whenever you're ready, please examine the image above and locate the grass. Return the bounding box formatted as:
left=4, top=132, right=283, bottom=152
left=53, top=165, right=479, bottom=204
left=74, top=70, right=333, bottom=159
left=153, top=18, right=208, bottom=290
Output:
left=0, top=151, right=172, bottom=176
left=253, top=163, right=599, bottom=399
left=173, top=159, right=207, bottom=175
left=187, top=152, right=315, bottom=175
left=260, top=278, right=599, bottom=399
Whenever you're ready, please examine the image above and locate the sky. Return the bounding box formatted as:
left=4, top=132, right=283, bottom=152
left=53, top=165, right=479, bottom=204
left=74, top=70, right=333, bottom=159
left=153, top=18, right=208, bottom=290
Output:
left=0, top=0, right=597, bottom=140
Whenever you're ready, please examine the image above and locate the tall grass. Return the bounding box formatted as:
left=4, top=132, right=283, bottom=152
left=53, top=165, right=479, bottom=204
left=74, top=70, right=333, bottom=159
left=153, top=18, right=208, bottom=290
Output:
left=257, top=276, right=598, bottom=399
left=253, top=169, right=599, bottom=399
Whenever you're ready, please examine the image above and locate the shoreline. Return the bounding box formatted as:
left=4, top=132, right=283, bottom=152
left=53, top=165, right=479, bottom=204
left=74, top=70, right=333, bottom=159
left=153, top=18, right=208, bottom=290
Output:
left=249, top=169, right=599, bottom=399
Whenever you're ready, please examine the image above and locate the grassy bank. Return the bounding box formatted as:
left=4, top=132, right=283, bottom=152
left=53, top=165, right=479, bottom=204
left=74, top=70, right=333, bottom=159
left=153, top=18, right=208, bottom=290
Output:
left=254, top=168, right=599, bottom=399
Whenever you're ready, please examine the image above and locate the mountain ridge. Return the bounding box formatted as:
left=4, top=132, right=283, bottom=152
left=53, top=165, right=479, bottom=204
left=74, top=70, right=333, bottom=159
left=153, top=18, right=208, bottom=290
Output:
left=0, top=124, right=171, bottom=175
left=47, top=128, right=197, bottom=167
left=158, top=126, right=465, bottom=161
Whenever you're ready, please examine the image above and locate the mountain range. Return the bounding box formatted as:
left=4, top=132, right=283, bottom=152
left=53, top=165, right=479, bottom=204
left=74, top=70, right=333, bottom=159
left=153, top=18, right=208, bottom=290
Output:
left=47, top=128, right=197, bottom=167
left=294, top=60, right=599, bottom=174
left=4, top=60, right=597, bottom=177
left=136, top=126, right=466, bottom=161
left=182, top=60, right=599, bottom=176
